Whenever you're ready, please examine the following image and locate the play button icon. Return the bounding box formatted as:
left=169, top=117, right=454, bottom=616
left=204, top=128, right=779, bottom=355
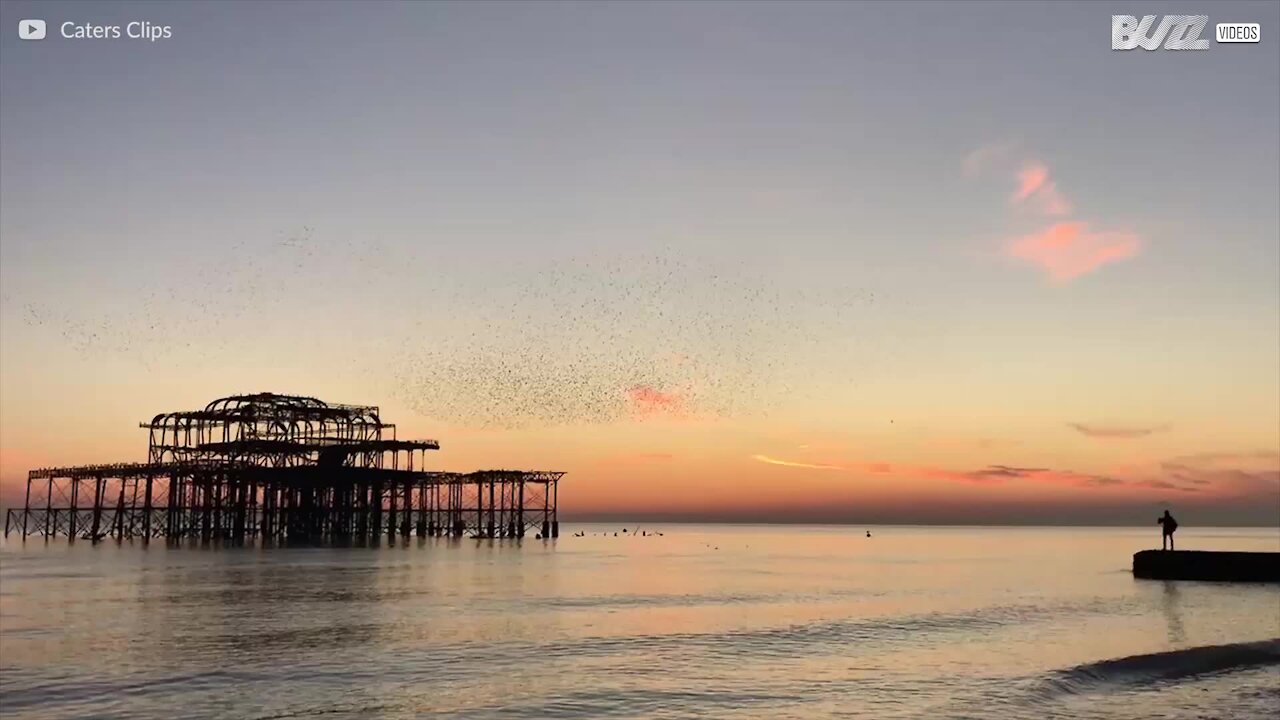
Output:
left=19, top=19, right=46, bottom=40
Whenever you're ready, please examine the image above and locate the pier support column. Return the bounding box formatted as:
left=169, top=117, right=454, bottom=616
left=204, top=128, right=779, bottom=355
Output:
left=386, top=481, right=398, bottom=539
left=69, top=478, right=80, bottom=540
left=487, top=480, right=496, bottom=538
left=90, top=475, right=104, bottom=540
left=20, top=477, right=32, bottom=538
left=44, top=476, right=54, bottom=538
left=401, top=484, right=412, bottom=537
left=517, top=479, right=525, bottom=537
left=142, top=475, right=154, bottom=541
left=551, top=479, right=558, bottom=538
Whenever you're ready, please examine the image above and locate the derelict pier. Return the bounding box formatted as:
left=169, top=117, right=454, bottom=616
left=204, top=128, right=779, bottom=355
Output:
left=3, top=393, right=563, bottom=543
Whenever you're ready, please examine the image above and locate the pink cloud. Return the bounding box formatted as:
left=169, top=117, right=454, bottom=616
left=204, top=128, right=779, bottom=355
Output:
left=754, top=442, right=1276, bottom=501
left=968, top=147, right=1140, bottom=282
left=626, top=385, right=683, bottom=416
left=1012, top=163, right=1072, bottom=216
left=1159, top=452, right=1280, bottom=498
left=1008, top=222, right=1141, bottom=283
left=917, top=455, right=1279, bottom=496
left=1013, top=164, right=1049, bottom=201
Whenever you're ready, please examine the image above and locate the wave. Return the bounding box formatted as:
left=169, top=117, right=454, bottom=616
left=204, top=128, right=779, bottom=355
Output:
left=1035, top=638, right=1280, bottom=697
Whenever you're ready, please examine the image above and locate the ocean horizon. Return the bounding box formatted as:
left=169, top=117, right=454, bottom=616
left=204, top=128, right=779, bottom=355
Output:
left=3, top=524, right=1277, bottom=719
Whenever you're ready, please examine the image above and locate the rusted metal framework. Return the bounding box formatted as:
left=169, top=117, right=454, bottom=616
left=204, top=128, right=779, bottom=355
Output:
left=4, top=393, right=562, bottom=543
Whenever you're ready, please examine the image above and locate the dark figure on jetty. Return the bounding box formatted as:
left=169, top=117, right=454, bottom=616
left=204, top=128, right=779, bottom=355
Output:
left=1158, top=510, right=1178, bottom=550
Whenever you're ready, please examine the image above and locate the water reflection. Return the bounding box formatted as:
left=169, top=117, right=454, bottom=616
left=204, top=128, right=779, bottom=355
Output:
left=1159, top=581, right=1187, bottom=645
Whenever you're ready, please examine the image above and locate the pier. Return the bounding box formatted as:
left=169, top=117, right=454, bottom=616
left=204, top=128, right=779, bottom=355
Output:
left=1133, top=550, right=1280, bottom=582
left=3, top=393, right=563, bottom=543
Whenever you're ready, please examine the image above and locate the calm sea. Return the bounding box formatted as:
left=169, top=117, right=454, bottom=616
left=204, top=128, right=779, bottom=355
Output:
left=1, top=525, right=1277, bottom=719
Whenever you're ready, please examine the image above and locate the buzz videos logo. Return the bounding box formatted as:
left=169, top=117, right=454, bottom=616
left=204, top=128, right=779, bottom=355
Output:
left=1112, top=15, right=1261, bottom=50
left=1113, top=15, right=1209, bottom=50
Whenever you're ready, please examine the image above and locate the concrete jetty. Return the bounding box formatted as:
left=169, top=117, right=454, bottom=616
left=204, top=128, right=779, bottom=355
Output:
left=1133, top=550, right=1280, bottom=582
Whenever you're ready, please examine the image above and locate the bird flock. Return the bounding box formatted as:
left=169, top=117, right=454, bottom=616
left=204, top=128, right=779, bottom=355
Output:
left=387, top=251, right=886, bottom=427
left=13, top=226, right=894, bottom=427
left=14, top=226, right=328, bottom=370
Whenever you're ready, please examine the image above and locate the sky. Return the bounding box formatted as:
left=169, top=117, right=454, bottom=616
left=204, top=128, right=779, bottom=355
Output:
left=0, top=1, right=1277, bottom=525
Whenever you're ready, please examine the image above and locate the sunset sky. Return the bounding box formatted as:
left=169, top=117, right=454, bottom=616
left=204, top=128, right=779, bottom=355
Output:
left=1, top=1, right=1277, bottom=524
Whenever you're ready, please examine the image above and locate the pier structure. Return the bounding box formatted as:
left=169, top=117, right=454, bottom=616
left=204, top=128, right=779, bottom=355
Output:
left=3, top=393, right=562, bottom=543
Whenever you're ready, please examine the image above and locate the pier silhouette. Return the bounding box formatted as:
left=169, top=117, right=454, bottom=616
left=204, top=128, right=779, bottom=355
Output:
left=3, top=393, right=563, bottom=543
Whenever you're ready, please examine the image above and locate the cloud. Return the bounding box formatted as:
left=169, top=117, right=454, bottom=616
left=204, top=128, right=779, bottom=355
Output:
left=966, top=151, right=1069, bottom=216
left=1007, top=221, right=1141, bottom=283
left=975, top=464, right=1051, bottom=480
left=1079, top=475, right=1128, bottom=487
left=625, top=384, right=683, bottom=416
left=966, top=146, right=1142, bottom=283
left=753, top=454, right=898, bottom=473
left=1012, top=163, right=1072, bottom=216
left=919, top=463, right=1120, bottom=487
left=1164, top=451, right=1280, bottom=467
left=1109, top=453, right=1277, bottom=495
left=1069, top=423, right=1170, bottom=440
left=750, top=443, right=1277, bottom=503
left=1135, top=479, right=1199, bottom=492
left=1013, top=163, right=1049, bottom=201
left=1160, top=458, right=1280, bottom=496
left=963, top=141, right=1019, bottom=177
left=752, top=454, right=843, bottom=470
left=752, top=451, right=1124, bottom=488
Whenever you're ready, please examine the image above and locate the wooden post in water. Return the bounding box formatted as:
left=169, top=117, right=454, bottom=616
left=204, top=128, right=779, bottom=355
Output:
left=69, top=478, right=80, bottom=539
left=43, top=476, right=54, bottom=538
left=142, top=475, right=153, bottom=540
left=90, top=475, right=104, bottom=540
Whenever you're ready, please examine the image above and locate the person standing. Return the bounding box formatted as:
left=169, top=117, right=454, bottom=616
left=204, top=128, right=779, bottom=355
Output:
left=1158, top=510, right=1178, bottom=550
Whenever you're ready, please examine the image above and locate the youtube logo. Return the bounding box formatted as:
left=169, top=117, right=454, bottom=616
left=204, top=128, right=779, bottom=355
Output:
left=18, top=19, right=46, bottom=40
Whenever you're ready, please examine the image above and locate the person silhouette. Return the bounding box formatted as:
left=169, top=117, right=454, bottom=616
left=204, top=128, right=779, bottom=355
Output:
left=1158, top=510, right=1178, bottom=550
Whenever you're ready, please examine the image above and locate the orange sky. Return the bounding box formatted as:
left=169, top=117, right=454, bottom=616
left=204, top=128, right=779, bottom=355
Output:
left=2, top=2, right=1277, bottom=525
left=3, top=380, right=1275, bottom=525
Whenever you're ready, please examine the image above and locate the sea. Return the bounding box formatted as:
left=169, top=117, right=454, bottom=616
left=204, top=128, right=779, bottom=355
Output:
left=1, top=525, right=1277, bottom=719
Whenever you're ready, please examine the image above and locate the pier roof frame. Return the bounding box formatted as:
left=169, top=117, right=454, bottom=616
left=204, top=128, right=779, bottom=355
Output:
left=191, top=439, right=441, bottom=455
left=140, top=392, right=389, bottom=430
